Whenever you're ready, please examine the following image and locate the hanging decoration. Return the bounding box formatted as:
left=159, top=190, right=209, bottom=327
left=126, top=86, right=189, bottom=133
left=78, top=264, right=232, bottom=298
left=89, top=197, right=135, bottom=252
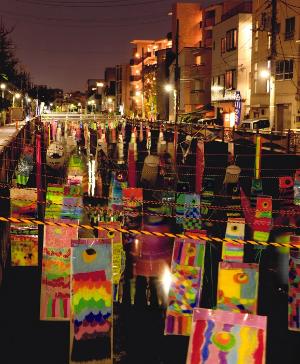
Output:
left=195, top=141, right=205, bottom=194
left=183, top=193, right=201, bottom=231
left=222, top=218, right=245, bottom=263
left=288, top=248, right=300, bottom=331
left=252, top=196, right=272, bottom=242
left=165, top=238, right=206, bottom=336
left=98, top=222, right=125, bottom=302
left=187, top=308, right=267, bottom=364
left=11, top=234, right=38, bottom=266
left=294, top=169, right=300, bottom=206
left=217, top=262, right=259, bottom=314
left=123, top=187, right=143, bottom=230
left=70, top=239, right=112, bottom=363
left=15, top=144, right=34, bottom=186
left=40, top=247, right=71, bottom=320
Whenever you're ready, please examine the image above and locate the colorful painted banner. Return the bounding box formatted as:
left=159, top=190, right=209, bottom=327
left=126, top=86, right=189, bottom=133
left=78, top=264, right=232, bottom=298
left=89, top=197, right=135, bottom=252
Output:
left=278, top=176, right=294, bottom=209
left=255, top=135, right=262, bottom=180
left=165, top=238, right=206, bottom=336
left=71, top=239, right=112, bottom=363
left=123, top=187, right=143, bottom=230
left=109, top=171, right=127, bottom=211
left=98, top=222, right=125, bottom=302
left=44, top=221, right=78, bottom=249
left=252, top=196, right=272, bottom=242
left=61, top=185, right=83, bottom=220
left=217, top=262, right=259, bottom=314
left=176, top=193, right=201, bottom=230
left=288, top=249, right=300, bottom=331
left=10, top=187, right=37, bottom=218
left=45, top=185, right=83, bottom=220
left=11, top=234, right=38, bottom=266
left=187, top=308, right=267, bottom=364
left=222, top=218, right=245, bottom=262
left=45, top=185, right=64, bottom=219
left=294, top=170, right=300, bottom=206
left=40, top=247, right=71, bottom=320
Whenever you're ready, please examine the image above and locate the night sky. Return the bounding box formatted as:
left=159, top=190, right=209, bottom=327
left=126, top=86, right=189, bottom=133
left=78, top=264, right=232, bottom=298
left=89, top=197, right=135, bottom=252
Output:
left=1, top=0, right=201, bottom=92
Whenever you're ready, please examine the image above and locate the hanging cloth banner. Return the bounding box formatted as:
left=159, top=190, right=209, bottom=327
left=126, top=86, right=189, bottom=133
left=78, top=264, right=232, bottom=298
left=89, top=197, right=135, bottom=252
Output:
left=11, top=235, right=38, bottom=266
left=252, top=196, right=272, bottom=242
left=240, top=187, right=254, bottom=227
left=98, top=222, right=125, bottom=303
left=108, top=171, right=127, bottom=212
left=70, top=239, right=112, bottom=363
left=255, top=135, right=262, bottom=180
left=165, top=238, right=206, bottom=336
left=187, top=308, right=267, bottom=364
left=40, top=221, right=78, bottom=321
left=222, top=218, right=245, bottom=263
left=234, top=90, right=242, bottom=126
left=288, top=247, right=300, bottom=331
left=176, top=193, right=201, bottom=231
left=279, top=176, right=294, bottom=210
left=36, top=133, right=42, bottom=203
left=217, top=262, right=259, bottom=314
left=294, top=169, right=300, bottom=205
left=123, top=187, right=143, bottom=230
left=195, top=141, right=205, bottom=194
left=128, top=143, right=136, bottom=188
left=139, top=121, right=143, bottom=142
left=40, top=247, right=71, bottom=320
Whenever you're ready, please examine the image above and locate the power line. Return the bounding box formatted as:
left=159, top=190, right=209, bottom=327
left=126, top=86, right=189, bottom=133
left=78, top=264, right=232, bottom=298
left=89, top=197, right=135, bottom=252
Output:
left=15, top=0, right=169, bottom=8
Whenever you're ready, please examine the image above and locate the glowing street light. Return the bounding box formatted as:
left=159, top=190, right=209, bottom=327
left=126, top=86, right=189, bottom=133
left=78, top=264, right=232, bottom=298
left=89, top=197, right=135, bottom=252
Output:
left=12, top=92, right=21, bottom=107
left=107, top=97, right=113, bottom=103
left=260, top=69, right=270, bottom=79
left=135, top=90, right=141, bottom=97
left=97, top=82, right=104, bottom=87
left=0, top=83, right=6, bottom=98
left=164, top=84, right=173, bottom=93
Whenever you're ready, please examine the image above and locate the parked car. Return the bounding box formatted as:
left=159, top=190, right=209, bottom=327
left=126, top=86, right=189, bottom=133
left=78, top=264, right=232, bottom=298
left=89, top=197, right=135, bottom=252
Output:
left=197, top=118, right=222, bottom=126
left=239, top=118, right=270, bottom=131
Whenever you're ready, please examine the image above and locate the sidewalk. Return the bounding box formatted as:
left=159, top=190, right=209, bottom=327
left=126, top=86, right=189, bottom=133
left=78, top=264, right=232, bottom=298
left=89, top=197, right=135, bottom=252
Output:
left=0, top=121, right=27, bottom=154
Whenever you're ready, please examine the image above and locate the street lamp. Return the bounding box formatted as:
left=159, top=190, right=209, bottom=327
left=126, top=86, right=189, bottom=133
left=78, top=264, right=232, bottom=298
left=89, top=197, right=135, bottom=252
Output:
left=164, top=84, right=176, bottom=122
left=13, top=92, right=21, bottom=107
left=0, top=83, right=6, bottom=98
left=164, top=84, right=173, bottom=93
left=260, top=69, right=270, bottom=79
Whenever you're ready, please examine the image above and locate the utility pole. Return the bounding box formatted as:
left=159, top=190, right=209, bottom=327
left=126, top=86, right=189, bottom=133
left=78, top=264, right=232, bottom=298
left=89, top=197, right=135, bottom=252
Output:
left=269, top=0, right=277, bottom=129
left=175, top=18, right=180, bottom=125
left=141, top=47, right=145, bottom=119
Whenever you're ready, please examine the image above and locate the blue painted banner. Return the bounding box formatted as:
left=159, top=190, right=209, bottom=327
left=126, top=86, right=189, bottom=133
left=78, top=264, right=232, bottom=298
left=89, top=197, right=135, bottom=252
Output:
left=234, top=91, right=242, bottom=126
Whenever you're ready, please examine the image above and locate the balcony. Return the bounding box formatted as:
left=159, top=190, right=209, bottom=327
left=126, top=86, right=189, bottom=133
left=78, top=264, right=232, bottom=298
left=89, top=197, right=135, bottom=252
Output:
left=221, top=1, right=252, bottom=22
left=204, top=17, right=215, bottom=28
left=130, top=75, right=142, bottom=82
left=130, top=58, right=142, bottom=66
left=285, top=31, right=294, bottom=41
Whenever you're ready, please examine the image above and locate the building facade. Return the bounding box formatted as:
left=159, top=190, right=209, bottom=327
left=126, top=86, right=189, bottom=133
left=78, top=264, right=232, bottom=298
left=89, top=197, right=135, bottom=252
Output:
left=129, top=39, right=172, bottom=118
left=211, top=2, right=252, bottom=126
left=250, top=0, right=300, bottom=129
left=115, top=64, right=130, bottom=116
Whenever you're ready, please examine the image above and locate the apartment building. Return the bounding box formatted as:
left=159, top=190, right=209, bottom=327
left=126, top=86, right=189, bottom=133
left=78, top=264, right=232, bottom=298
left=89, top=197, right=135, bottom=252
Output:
left=115, top=64, right=130, bottom=116
left=129, top=38, right=172, bottom=118
left=250, top=0, right=300, bottom=129
left=211, top=1, right=252, bottom=127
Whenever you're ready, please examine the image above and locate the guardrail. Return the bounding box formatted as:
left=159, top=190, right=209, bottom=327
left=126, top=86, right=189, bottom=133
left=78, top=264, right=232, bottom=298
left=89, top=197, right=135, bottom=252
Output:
left=41, top=113, right=300, bottom=154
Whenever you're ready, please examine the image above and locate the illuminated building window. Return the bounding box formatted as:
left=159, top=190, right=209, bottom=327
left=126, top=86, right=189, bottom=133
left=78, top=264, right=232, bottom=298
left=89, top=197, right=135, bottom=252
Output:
left=221, top=37, right=226, bottom=54
left=226, top=29, right=237, bottom=51
left=285, top=17, right=295, bottom=40
left=225, top=69, right=237, bottom=89
left=275, top=60, right=294, bottom=80
left=195, top=55, right=202, bottom=65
